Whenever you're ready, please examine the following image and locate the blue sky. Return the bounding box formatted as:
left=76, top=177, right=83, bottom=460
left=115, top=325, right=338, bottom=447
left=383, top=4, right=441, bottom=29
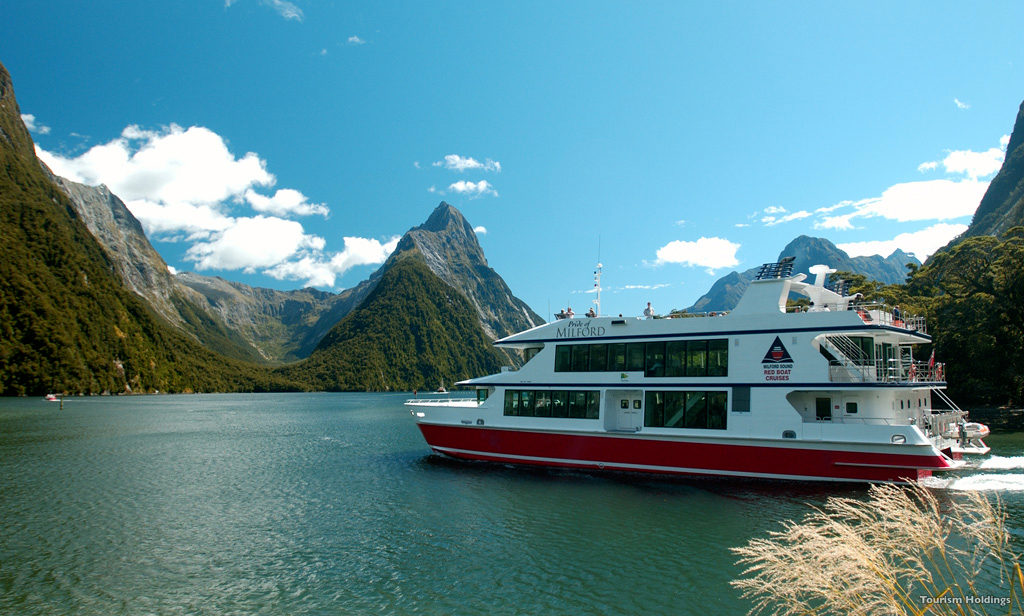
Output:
left=3, top=1, right=1023, bottom=319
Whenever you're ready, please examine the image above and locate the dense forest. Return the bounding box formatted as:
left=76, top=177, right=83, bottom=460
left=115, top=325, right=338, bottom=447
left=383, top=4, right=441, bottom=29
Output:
left=277, top=257, right=509, bottom=391
left=832, top=227, right=1024, bottom=407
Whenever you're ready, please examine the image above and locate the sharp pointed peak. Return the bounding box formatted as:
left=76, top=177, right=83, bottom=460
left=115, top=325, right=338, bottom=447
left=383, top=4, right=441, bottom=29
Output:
left=419, top=201, right=470, bottom=232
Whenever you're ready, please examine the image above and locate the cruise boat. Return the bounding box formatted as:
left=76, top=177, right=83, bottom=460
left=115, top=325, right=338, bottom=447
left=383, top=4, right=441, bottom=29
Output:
left=406, top=260, right=989, bottom=483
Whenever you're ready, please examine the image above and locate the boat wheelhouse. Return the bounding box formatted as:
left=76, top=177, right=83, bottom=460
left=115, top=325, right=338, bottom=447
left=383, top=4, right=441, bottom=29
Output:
left=407, top=261, right=988, bottom=483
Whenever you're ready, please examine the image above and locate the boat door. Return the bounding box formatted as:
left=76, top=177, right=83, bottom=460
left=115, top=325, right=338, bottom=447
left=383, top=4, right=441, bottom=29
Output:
left=606, top=390, right=643, bottom=432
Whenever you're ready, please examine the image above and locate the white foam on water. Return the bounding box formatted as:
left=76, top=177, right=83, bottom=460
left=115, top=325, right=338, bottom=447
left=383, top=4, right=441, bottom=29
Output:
left=978, top=456, right=1024, bottom=470
left=944, top=474, right=1024, bottom=492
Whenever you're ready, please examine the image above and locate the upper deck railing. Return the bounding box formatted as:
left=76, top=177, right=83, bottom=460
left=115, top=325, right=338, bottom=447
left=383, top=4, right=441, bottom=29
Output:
left=828, top=359, right=945, bottom=384
left=786, top=302, right=927, bottom=334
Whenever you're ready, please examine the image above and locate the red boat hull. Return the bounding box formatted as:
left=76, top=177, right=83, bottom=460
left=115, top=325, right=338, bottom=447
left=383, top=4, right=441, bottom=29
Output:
left=417, top=423, right=951, bottom=483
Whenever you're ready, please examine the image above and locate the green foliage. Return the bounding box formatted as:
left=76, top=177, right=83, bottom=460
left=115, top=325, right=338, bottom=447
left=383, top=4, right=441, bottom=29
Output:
left=278, top=258, right=508, bottom=391
left=829, top=229, right=1024, bottom=406
left=0, top=65, right=303, bottom=395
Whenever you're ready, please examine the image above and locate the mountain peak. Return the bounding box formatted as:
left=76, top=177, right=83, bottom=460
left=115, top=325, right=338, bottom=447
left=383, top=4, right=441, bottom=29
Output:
left=418, top=201, right=474, bottom=235
left=1006, top=100, right=1024, bottom=159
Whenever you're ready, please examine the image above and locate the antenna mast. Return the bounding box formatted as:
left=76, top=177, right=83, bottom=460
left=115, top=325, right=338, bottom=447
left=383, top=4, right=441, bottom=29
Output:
left=593, top=238, right=602, bottom=316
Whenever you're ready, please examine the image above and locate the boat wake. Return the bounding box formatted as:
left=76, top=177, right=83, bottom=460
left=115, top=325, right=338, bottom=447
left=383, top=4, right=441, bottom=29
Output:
left=922, top=456, right=1024, bottom=490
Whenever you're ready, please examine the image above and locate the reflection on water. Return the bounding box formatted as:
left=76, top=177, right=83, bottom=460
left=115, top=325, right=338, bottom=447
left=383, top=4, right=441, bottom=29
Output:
left=0, top=393, right=1022, bottom=615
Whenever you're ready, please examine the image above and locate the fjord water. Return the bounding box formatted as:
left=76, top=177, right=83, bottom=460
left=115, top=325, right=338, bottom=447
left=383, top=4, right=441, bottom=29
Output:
left=2, top=394, right=1024, bottom=615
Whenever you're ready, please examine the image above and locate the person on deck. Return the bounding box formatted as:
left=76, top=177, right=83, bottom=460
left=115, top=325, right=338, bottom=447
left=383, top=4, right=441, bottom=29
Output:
left=643, top=302, right=655, bottom=319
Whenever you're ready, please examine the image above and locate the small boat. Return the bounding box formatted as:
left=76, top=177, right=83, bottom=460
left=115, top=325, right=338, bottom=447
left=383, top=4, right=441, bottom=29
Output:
left=407, top=260, right=990, bottom=483
left=44, top=393, right=59, bottom=402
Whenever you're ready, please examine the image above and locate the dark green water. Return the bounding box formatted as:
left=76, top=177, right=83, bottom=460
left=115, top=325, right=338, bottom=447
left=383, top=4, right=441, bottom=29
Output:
left=2, top=393, right=1023, bottom=615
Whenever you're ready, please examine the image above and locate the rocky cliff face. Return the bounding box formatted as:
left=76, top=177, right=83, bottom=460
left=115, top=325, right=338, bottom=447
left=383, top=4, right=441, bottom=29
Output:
left=686, top=235, right=921, bottom=312
left=382, top=202, right=544, bottom=339
left=962, top=99, right=1024, bottom=240
left=45, top=174, right=185, bottom=325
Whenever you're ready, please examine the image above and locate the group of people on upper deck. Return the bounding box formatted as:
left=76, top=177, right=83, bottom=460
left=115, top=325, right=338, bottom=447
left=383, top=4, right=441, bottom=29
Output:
left=554, top=302, right=655, bottom=320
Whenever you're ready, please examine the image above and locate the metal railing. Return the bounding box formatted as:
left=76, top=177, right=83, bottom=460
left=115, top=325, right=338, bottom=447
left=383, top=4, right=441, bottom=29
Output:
left=827, top=359, right=946, bottom=383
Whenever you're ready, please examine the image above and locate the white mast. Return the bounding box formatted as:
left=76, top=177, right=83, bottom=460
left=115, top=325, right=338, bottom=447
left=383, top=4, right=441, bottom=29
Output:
left=593, top=238, right=602, bottom=316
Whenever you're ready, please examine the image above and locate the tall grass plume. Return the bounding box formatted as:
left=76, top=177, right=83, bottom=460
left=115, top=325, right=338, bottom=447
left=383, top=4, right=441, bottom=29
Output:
left=731, top=483, right=1024, bottom=615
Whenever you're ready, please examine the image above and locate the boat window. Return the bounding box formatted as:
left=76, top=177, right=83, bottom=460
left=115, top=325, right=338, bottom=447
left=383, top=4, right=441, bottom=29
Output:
left=645, top=342, right=666, bottom=377
left=589, top=344, right=609, bottom=372
left=524, top=347, right=541, bottom=363
left=708, top=392, right=727, bottom=428
left=554, top=345, right=571, bottom=372
left=627, top=343, right=645, bottom=372
left=609, top=343, right=627, bottom=371
left=666, top=341, right=686, bottom=377
left=569, top=391, right=589, bottom=418
left=686, top=340, right=708, bottom=377
left=503, top=389, right=601, bottom=419
left=552, top=391, right=568, bottom=417
left=708, top=339, right=729, bottom=376
left=644, top=390, right=726, bottom=430
left=571, top=345, right=590, bottom=372
left=477, top=389, right=489, bottom=403
left=815, top=397, right=831, bottom=421
left=534, top=391, right=551, bottom=417
left=504, top=390, right=521, bottom=416
left=685, top=392, right=708, bottom=428
left=846, top=401, right=858, bottom=414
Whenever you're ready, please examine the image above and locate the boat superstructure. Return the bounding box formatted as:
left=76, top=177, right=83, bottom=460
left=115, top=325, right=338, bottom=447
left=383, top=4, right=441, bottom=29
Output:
left=407, top=260, right=988, bottom=483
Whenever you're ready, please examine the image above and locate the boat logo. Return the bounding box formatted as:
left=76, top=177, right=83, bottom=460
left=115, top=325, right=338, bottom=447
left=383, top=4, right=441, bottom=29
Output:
left=762, top=336, right=793, bottom=364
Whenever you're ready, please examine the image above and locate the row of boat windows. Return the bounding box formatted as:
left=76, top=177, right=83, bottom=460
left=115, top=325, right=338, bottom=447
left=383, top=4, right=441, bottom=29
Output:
left=504, top=390, right=600, bottom=419
left=645, top=391, right=728, bottom=430
left=554, top=339, right=729, bottom=377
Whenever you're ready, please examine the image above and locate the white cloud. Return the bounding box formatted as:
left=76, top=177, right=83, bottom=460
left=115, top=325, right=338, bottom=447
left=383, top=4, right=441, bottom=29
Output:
left=413, top=161, right=421, bottom=169
left=623, top=283, right=671, bottom=290
left=941, top=147, right=1004, bottom=179
left=917, top=161, right=938, bottom=172
left=654, top=237, right=740, bottom=273
left=448, top=180, right=498, bottom=198
left=33, top=123, right=327, bottom=236
left=674, top=219, right=687, bottom=227
left=761, top=207, right=812, bottom=226
left=167, top=265, right=177, bottom=275
left=36, top=122, right=397, bottom=288
left=245, top=188, right=328, bottom=217
left=954, top=98, right=970, bottom=110
left=264, top=235, right=400, bottom=287
left=347, top=35, right=365, bottom=45
left=434, top=154, right=501, bottom=173
left=225, top=0, right=302, bottom=20
left=21, top=113, right=50, bottom=135
left=473, top=226, right=487, bottom=234
left=854, top=179, right=989, bottom=222
left=837, top=223, right=968, bottom=260
left=185, top=215, right=324, bottom=271
left=1001, top=134, right=1011, bottom=148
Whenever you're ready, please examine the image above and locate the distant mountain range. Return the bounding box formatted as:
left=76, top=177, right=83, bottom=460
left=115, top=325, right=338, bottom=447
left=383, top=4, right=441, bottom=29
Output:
left=685, top=236, right=920, bottom=313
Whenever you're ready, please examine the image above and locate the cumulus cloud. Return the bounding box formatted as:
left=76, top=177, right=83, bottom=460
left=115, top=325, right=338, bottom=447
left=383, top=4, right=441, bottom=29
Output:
left=37, top=123, right=396, bottom=288
left=654, top=237, right=740, bottom=273
left=264, top=235, right=400, bottom=287
left=185, top=216, right=323, bottom=271
left=448, top=180, right=498, bottom=198
left=811, top=136, right=1005, bottom=233
left=245, top=188, right=328, bottom=217
left=941, top=147, right=1005, bottom=179
left=347, top=35, right=365, bottom=45
left=21, top=113, right=50, bottom=135
left=473, top=226, right=487, bottom=234
left=433, top=154, right=501, bottom=172
left=837, top=223, right=968, bottom=261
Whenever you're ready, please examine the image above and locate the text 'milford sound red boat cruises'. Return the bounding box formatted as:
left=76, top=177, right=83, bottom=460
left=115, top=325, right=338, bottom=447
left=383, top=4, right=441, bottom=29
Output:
left=407, top=259, right=989, bottom=483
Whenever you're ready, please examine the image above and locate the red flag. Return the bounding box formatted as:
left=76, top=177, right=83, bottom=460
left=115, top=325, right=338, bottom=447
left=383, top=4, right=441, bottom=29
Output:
left=928, top=349, right=935, bottom=369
